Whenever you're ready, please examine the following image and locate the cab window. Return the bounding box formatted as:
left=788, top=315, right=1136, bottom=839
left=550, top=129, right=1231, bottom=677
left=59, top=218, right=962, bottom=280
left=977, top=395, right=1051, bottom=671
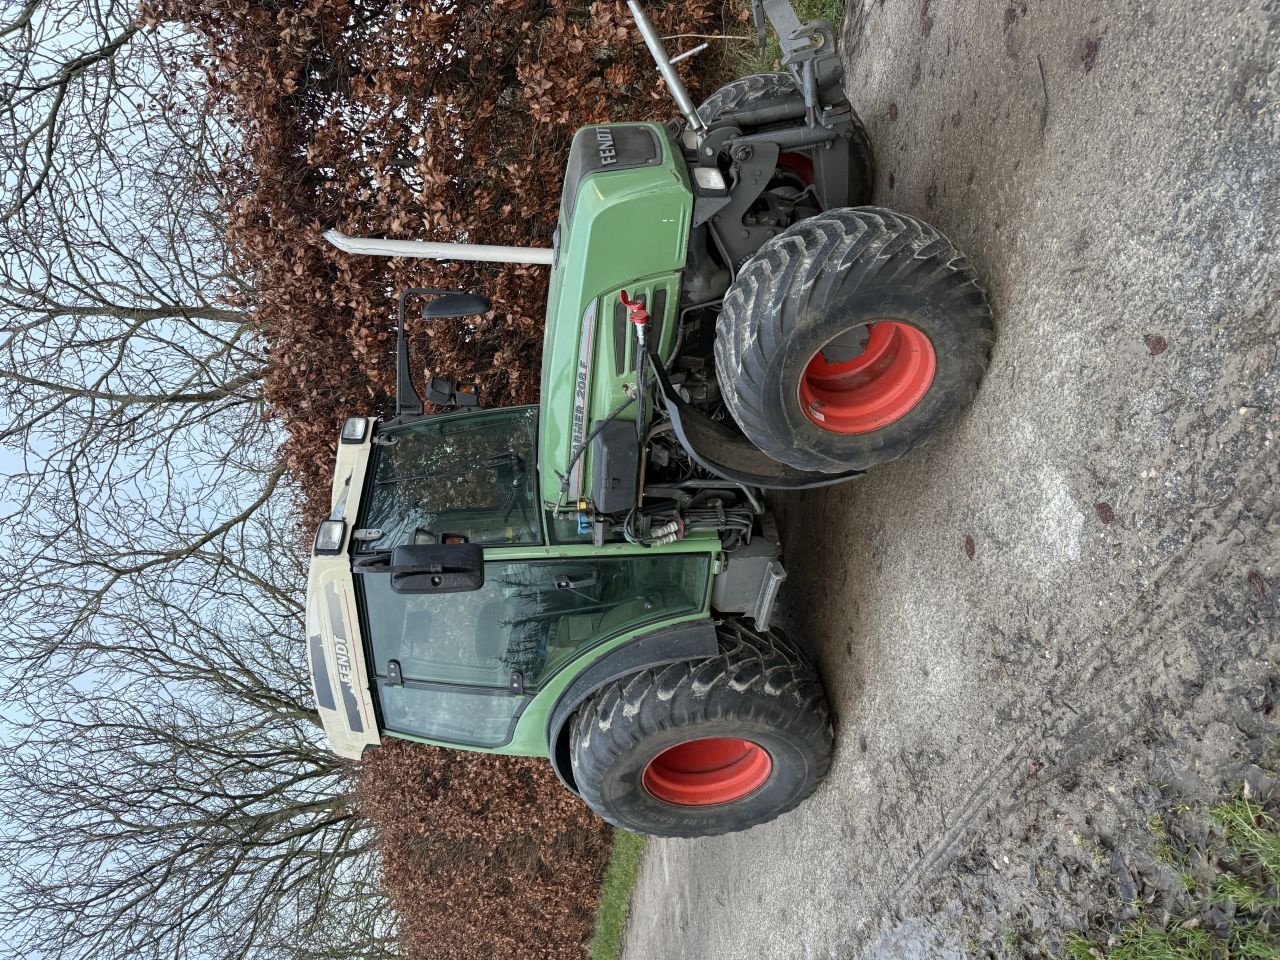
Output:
left=358, top=407, right=540, bottom=550
left=358, top=554, right=708, bottom=694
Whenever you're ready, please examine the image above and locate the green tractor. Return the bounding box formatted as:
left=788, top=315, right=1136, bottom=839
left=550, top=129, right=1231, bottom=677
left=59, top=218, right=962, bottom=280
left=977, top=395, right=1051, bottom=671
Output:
left=307, top=0, right=993, bottom=837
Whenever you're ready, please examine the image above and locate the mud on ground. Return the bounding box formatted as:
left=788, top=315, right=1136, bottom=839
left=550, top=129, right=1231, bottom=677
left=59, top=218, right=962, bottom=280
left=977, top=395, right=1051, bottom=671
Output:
left=621, top=0, right=1279, bottom=957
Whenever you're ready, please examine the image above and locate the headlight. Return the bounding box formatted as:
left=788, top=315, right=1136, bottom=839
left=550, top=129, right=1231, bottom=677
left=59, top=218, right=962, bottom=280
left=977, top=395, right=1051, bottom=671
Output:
left=314, top=520, right=346, bottom=554
left=692, top=165, right=727, bottom=193
left=340, top=417, right=368, bottom=444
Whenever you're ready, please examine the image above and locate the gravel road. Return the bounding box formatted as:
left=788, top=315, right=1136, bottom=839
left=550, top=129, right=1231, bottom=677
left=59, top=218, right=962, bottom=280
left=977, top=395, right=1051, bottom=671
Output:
left=621, top=0, right=1279, bottom=956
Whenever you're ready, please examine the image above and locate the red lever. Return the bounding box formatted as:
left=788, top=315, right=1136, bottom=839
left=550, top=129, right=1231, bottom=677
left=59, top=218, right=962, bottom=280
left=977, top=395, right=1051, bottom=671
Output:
left=619, top=290, right=649, bottom=326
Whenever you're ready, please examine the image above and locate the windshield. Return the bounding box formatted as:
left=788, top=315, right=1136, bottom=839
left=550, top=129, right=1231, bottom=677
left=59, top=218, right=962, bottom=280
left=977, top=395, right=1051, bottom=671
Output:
left=358, top=407, right=540, bottom=551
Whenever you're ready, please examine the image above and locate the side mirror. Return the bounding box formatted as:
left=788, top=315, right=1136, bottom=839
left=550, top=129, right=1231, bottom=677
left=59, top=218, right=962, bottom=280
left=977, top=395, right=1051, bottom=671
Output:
left=394, top=288, right=492, bottom=420
left=388, top=544, right=484, bottom=594
left=422, top=293, right=491, bottom=319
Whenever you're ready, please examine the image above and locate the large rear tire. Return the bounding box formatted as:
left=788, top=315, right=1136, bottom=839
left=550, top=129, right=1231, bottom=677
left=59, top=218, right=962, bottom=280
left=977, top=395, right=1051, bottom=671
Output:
left=697, top=72, right=874, bottom=206
left=568, top=620, right=832, bottom=838
left=714, top=207, right=994, bottom=473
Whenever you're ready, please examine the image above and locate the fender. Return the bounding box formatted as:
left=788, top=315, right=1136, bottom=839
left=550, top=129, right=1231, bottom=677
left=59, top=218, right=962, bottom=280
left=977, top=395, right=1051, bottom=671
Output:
left=546, top=619, right=719, bottom=793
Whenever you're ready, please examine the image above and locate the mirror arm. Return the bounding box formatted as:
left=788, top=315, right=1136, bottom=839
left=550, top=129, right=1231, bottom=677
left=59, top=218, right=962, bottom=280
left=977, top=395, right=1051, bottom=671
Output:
left=395, top=287, right=448, bottom=418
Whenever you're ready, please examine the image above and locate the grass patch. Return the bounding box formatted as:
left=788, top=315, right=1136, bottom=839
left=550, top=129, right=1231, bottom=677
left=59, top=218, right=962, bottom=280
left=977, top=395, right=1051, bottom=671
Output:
left=1211, top=796, right=1280, bottom=880
left=1210, top=797, right=1280, bottom=912
left=1068, top=787, right=1280, bottom=960
left=727, top=0, right=849, bottom=77
left=705, top=0, right=849, bottom=89
left=588, top=829, right=647, bottom=960
left=1066, top=922, right=1277, bottom=960
left=1211, top=872, right=1280, bottom=912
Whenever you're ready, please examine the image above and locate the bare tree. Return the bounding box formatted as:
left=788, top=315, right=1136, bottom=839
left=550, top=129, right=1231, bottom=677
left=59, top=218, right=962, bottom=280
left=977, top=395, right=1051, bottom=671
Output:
left=0, top=3, right=394, bottom=958
left=0, top=0, right=172, bottom=223
left=0, top=500, right=395, bottom=960
left=1, top=0, right=263, bottom=496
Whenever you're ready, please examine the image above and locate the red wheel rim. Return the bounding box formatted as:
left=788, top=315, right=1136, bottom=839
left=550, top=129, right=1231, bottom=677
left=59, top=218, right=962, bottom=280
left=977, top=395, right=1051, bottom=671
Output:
left=799, top=321, right=937, bottom=434
left=642, top=737, right=772, bottom=806
left=778, top=151, right=815, bottom=187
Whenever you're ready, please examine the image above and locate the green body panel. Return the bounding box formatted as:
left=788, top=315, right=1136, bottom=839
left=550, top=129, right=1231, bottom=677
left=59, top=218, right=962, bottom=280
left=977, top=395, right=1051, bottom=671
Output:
left=381, top=538, right=720, bottom=757
left=320, top=129, right=722, bottom=764
left=537, top=122, right=693, bottom=510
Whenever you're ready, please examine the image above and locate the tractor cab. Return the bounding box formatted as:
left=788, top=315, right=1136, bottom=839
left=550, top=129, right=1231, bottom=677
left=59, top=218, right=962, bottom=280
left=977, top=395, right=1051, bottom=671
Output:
left=303, top=403, right=714, bottom=761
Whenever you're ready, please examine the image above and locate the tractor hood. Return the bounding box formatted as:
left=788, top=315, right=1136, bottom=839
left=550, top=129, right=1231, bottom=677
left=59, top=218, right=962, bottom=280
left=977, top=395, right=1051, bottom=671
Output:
left=537, top=123, right=692, bottom=510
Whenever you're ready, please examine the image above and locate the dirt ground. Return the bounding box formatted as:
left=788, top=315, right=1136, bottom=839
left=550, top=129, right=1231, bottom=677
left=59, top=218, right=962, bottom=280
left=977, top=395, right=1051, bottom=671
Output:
left=621, top=0, right=1279, bottom=957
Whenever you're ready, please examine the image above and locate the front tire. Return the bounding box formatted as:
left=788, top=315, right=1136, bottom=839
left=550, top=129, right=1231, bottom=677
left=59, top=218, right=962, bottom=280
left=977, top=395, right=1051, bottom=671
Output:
left=568, top=620, right=832, bottom=838
left=715, top=207, right=994, bottom=473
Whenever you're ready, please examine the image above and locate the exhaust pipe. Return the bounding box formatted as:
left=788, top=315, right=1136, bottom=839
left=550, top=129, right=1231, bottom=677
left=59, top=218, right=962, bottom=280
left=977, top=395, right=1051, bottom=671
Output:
left=323, top=229, right=553, bottom=266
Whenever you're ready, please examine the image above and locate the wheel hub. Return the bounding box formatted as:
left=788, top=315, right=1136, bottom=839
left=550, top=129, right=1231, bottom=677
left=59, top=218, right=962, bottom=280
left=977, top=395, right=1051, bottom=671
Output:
left=642, top=737, right=772, bottom=806
left=798, top=321, right=937, bottom=434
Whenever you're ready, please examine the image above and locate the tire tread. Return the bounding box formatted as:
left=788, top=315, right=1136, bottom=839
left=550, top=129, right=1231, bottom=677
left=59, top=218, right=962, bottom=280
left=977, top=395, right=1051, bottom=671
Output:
left=569, top=621, right=832, bottom=837
left=715, top=207, right=995, bottom=473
